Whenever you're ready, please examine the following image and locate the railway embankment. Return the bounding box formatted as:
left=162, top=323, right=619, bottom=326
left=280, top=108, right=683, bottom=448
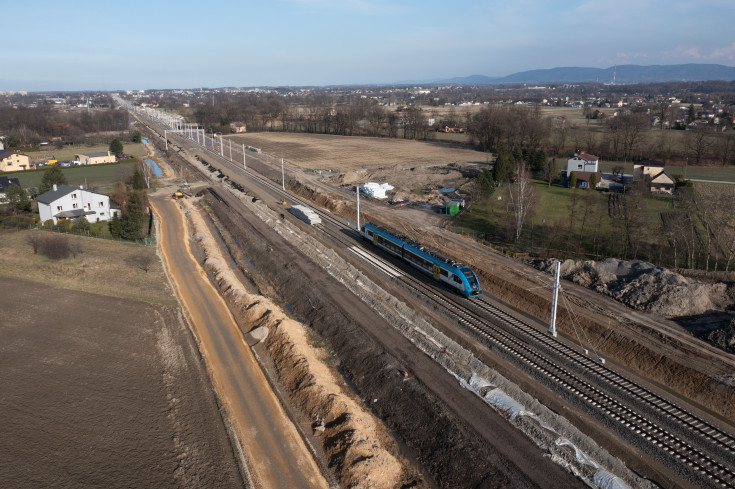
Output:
left=194, top=186, right=652, bottom=489
left=288, top=179, right=735, bottom=424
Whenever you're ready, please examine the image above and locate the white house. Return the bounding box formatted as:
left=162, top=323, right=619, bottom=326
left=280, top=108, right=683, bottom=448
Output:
left=566, top=153, right=599, bottom=175
left=37, top=184, right=119, bottom=224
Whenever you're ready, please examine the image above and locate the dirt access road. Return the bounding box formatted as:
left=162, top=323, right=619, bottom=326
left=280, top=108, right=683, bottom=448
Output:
left=152, top=195, right=328, bottom=489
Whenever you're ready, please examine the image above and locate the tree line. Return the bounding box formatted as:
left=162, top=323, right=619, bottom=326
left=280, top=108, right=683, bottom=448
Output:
left=0, top=106, right=129, bottom=147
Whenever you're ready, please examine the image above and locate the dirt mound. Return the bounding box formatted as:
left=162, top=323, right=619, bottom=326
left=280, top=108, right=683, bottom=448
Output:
left=181, top=200, right=406, bottom=489
left=533, top=258, right=732, bottom=317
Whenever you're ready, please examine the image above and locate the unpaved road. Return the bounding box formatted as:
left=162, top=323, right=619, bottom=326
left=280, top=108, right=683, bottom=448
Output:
left=152, top=195, right=328, bottom=489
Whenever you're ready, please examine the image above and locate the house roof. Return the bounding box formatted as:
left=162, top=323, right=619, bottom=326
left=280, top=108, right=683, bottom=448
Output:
left=571, top=153, right=599, bottom=162
left=0, top=176, right=21, bottom=192
left=0, top=149, right=26, bottom=160
left=79, top=152, right=111, bottom=158
left=635, top=159, right=665, bottom=167
left=570, top=171, right=602, bottom=182
left=36, top=184, right=105, bottom=205
left=651, top=170, right=676, bottom=184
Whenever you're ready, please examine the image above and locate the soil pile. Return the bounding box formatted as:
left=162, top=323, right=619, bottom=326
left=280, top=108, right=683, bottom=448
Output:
left=181, top=199, right=406, bottom=489
left=328, top=163, right=478, bottom=206
left=533, top=258, right=733, bottom=318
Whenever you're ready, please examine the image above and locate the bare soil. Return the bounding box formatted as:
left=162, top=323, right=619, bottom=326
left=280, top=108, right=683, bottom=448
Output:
left=0, top=276, right=244, bottom=489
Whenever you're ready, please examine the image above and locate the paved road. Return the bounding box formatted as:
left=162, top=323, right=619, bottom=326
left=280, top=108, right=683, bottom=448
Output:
left=152, top=195, right=328, bottom=489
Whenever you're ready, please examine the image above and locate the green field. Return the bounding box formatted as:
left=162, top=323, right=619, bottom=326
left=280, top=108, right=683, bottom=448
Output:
left=5, top=162, right=138, bottom=190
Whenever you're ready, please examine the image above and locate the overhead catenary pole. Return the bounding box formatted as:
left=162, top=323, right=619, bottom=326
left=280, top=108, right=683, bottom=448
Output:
left=220, top=135, right=224, bottom=156
left=164, top=130, right=168, bottom=151
left=356, top=184, right=360, bottom=231
left=229, top=139, right=232, bottom=160
left=548, top=260, right=561, bottom=337
left=281, top=157, right=285, bottom=190
left=242, top=144, right=246, bottom=169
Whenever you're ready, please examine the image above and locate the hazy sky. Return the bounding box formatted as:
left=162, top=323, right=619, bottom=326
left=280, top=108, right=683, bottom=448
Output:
left=4, top=0, right=735, bottom=91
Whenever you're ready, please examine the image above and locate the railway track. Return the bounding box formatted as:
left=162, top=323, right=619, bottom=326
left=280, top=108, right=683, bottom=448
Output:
left=140, top=109, right=735, bottom=488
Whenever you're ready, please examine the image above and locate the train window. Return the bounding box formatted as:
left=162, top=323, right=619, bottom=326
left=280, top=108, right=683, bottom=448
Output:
left=452, top=275, right=461, bottom=283
left=439, top=269, right=448, bottom=277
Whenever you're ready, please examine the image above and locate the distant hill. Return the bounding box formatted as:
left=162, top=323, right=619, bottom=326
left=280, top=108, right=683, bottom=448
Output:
left=419, top=64, right=735, bottom=85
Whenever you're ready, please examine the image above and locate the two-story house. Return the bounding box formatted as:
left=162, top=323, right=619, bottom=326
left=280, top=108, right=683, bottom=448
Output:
left=566, top=153, right=601, bottom=189
left=37, top=184, right=120, bottom=224
left=0, top=150, right=31, bottom=172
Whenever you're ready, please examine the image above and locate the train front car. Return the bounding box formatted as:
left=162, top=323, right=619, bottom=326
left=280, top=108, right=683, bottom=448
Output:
left=458, top=266, right=483, bottom=297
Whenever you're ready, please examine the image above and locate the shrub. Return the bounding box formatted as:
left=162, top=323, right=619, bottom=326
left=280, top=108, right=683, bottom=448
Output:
left=40, top=234, right=71, bottom=260
left=43, top=219, right=55, bottom=230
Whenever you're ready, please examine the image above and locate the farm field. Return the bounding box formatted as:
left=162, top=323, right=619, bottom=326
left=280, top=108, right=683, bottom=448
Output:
left=228, top=131, right=490, bottom=171
left=5, top=161, right=138, bottom=190
left=29, top=142, right=147, bottom=163
left=0, top=229, right=244, bottom=489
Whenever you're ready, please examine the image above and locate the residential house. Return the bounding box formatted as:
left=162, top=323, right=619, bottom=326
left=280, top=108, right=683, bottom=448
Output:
left=37, top=184, right=119, bottom=224
left=74, top=151, right=117, bottom=165
left=229, top=122, right=247, bottom=133
left=633, top=160, right=676, bottom=194
left=566, top=153, right=599, bottom=175
left=0, top=175, right=21, bottom=202
left=0, top=150, right=31, bottom=172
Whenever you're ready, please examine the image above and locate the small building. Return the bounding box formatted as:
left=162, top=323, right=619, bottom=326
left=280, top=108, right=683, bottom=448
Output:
left=229, top=122, right=247, bottom=133
left=37, top=184, right=119, bottom=224
left=569, top=171, right=602, bottom=189
left=74, top=151, right=117, bottom=165
left=0, top=150, right=31, bottom=172
left=0, top=175, right=21, bottom=202
left=566, top=153, right=599, bottom=175
left=649, top=170, right=676, bottom=194
left=633, top=160, right=665, bottom=179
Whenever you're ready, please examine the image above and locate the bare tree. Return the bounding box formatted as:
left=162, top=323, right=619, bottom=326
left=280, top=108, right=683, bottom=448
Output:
left=137, top=159, right=154, bottom=189
left=506, top=160, right=537, bottom=243
left=126, top=253, right=156, bottom=273
left=684, top=124, right=715, bottom=165
left=26, top=233, right=43, bottom=254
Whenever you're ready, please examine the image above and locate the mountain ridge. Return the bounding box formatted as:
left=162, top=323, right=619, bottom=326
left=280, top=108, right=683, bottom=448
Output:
left=398, top=64, right=735, bottom=85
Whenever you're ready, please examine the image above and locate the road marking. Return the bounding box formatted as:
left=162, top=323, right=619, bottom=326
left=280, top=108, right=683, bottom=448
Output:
left=349, top=246, right=402, bottom=277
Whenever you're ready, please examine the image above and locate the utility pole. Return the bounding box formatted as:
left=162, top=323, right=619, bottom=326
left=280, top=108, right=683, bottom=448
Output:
left=356, top=184, right=360, bottom=231
left=548, top=260, right=560, bottom=337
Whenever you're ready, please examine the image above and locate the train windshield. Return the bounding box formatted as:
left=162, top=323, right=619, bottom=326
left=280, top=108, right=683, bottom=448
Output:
left=460, top=267, right=480, bottom=291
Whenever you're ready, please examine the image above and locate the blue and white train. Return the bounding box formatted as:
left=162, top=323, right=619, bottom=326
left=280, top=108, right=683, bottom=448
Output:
left=360, top=222, right=483, bottom=298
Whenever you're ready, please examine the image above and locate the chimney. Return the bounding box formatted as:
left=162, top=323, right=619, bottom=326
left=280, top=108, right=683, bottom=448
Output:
left=53, top=184, right=57, bottom=191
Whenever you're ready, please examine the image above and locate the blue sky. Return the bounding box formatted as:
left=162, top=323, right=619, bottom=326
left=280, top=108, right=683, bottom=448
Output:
left=3, top=0, right=735, bottom=91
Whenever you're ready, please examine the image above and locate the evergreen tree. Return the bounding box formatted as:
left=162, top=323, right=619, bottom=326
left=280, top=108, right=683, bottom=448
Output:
left=476, top=169, right=495, bottom=194
left=589, top=172, right=598, bottom=190
left=569, top=171, right=578, bottom=188
left=5, top=183, right=30, bottom=213
left=39, top=166, right=69, bottom=194
left=132, top=168, right=145, bottom=190
left=109, top=214, right=123, bottom=238
left=130, top=130, right=142, bottom=143
left=493, top=151, right=513, bottom=183
left=109, top=138, right=124, bottom=157
left=687, top=104, right=696, bottom=124
left=122, top=191, right=147, bottom=240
